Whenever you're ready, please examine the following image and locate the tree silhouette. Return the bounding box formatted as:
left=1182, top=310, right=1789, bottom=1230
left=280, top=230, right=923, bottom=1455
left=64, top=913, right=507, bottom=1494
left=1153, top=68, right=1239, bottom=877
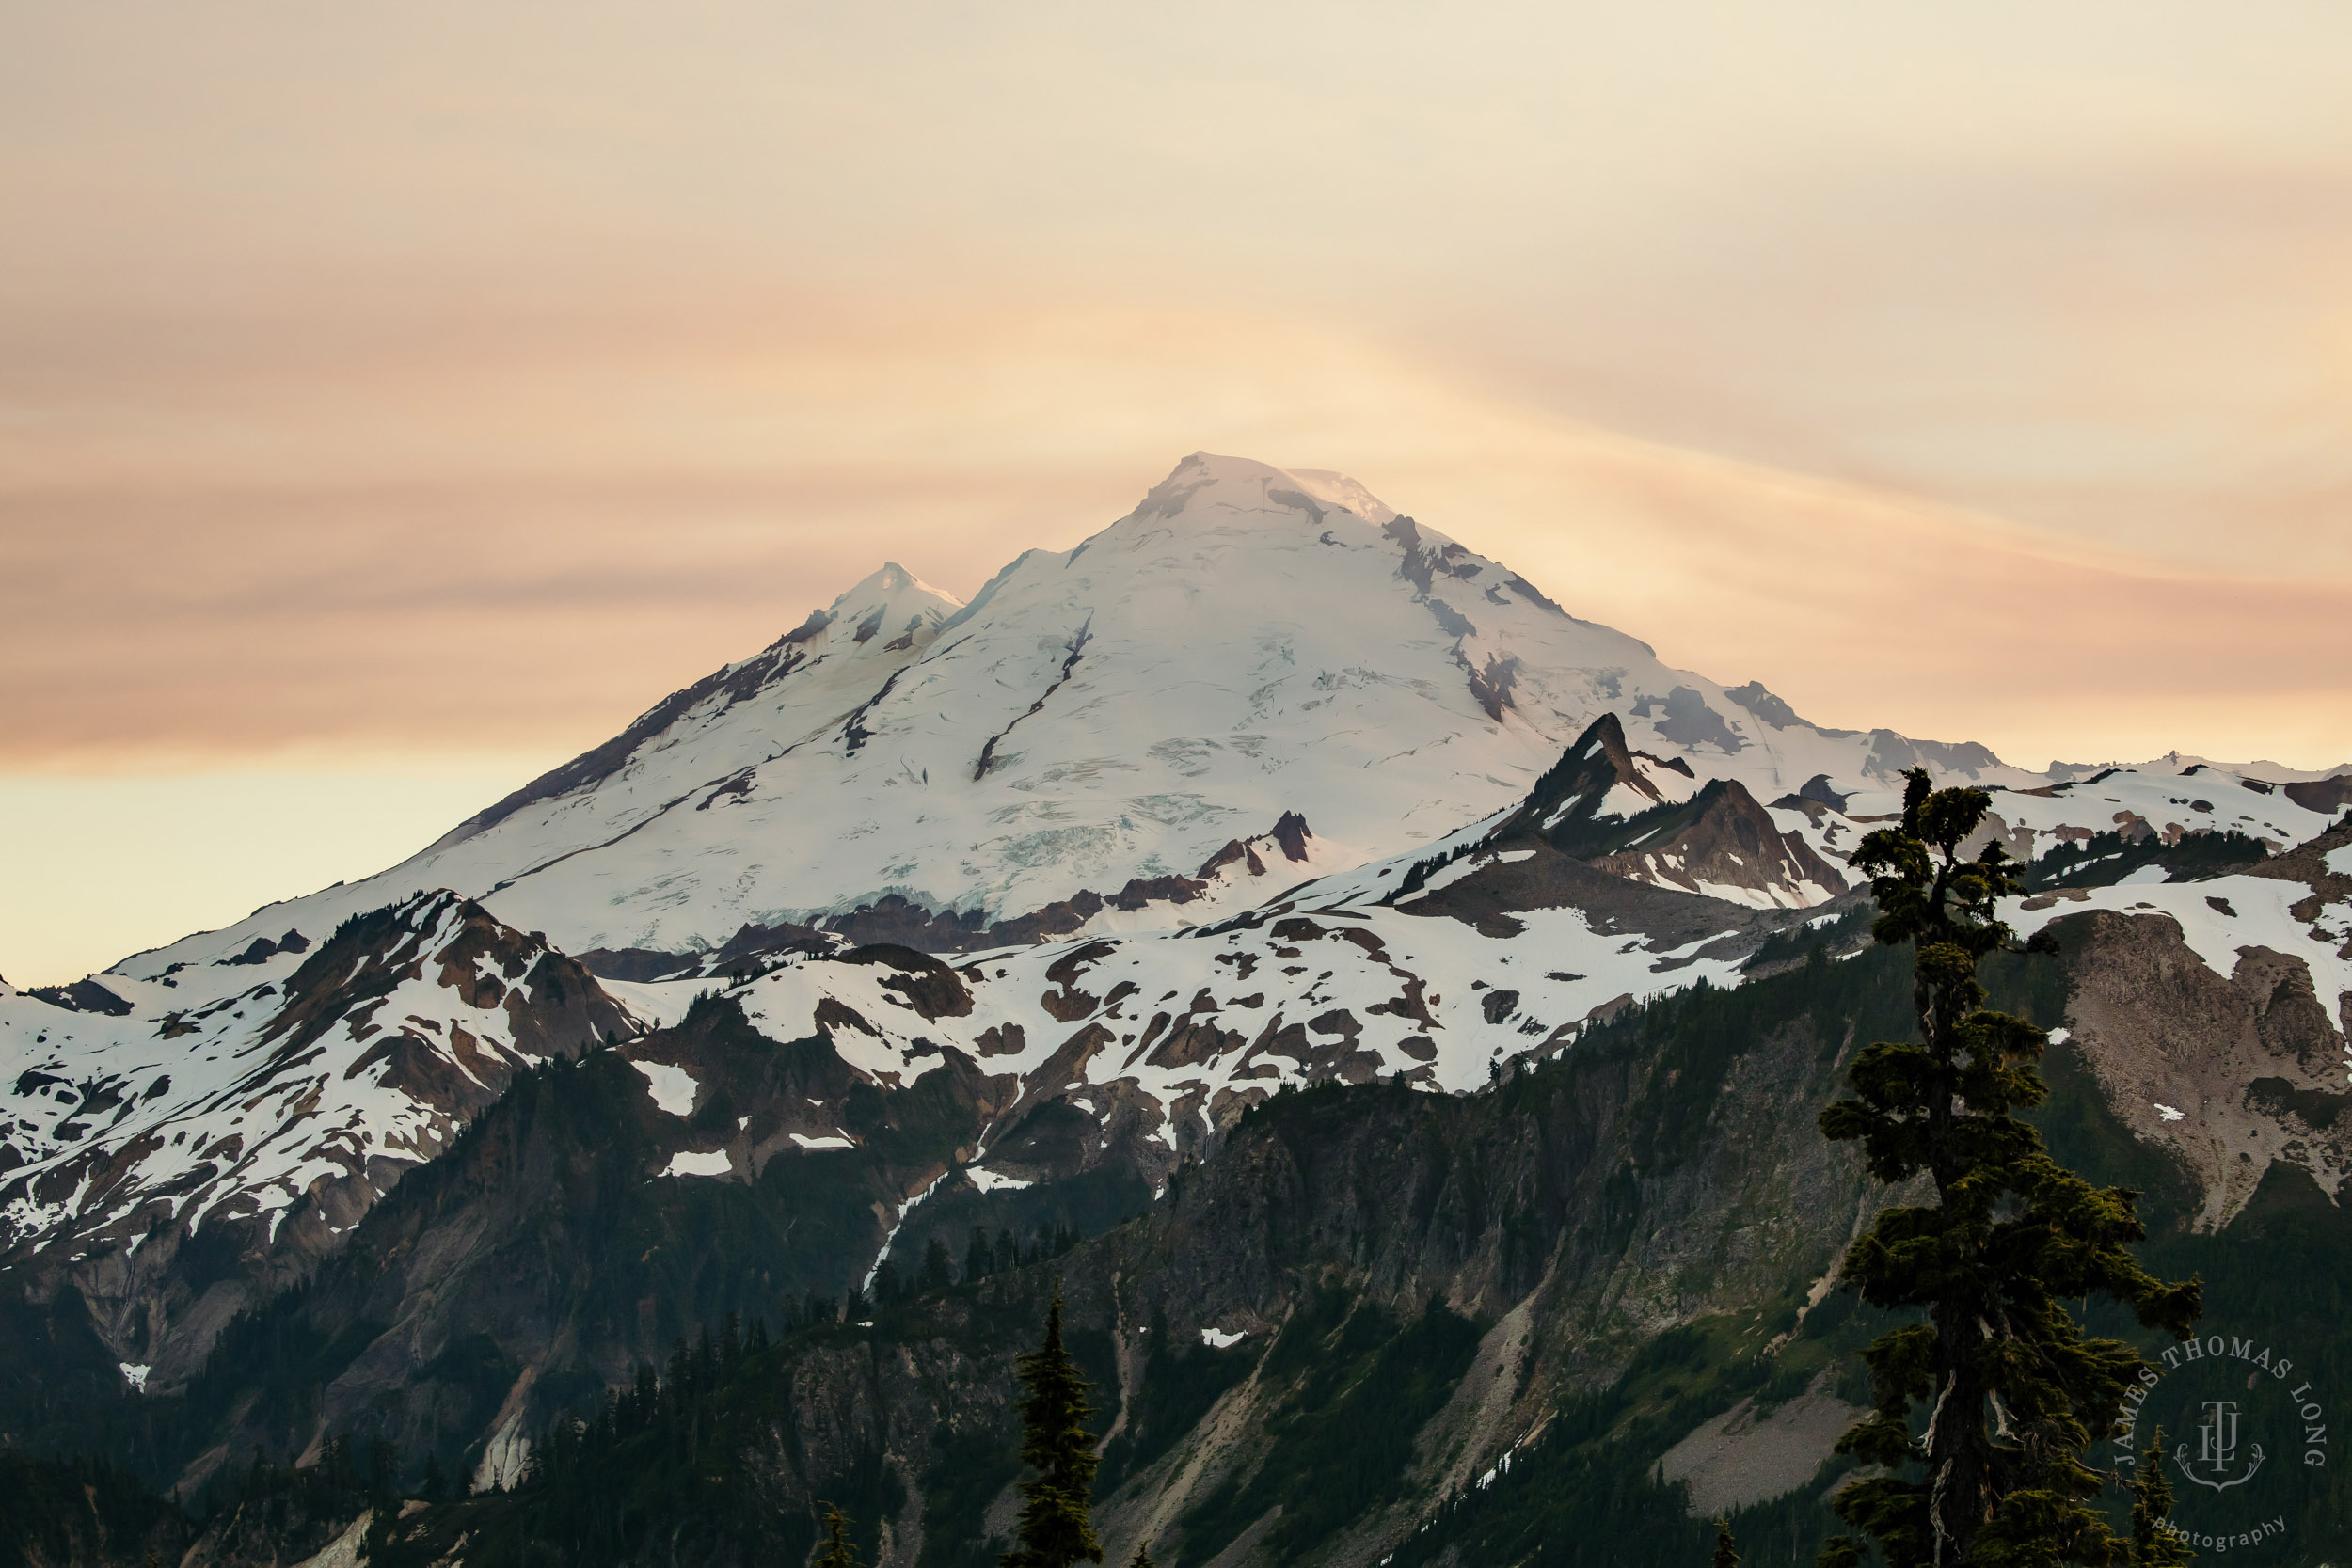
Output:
left=817, top=1501, right=859, bottom=1568
left=923, top=1234, right=955, bottom=1293
left=1710, top=1518, right=1740, bottom=1568
left=1001, top=1281, right=1104, bottom=1568
left=2126, top=1429, right=2187, bottom=1567
left=1817, top=769, right=2200, bottom=1567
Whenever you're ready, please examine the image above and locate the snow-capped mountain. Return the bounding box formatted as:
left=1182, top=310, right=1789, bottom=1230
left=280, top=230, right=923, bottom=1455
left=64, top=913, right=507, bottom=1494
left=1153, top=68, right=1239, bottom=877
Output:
left=1, top=894, right=630, bottom=1380
left=109, top=454, right=2042, bottom=982
left=2, top=724, right=1820, bottom=1399
left=8, top=451, right=2352, bottom=1513
left=610, top=719, right=1840, bottom=1168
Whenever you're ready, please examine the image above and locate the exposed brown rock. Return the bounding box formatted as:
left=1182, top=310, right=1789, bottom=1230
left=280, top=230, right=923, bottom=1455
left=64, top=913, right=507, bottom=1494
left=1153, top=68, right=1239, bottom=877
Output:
left=1587, top=779, right=1847, bottom=907
left=836, top=944, right=975, bottom=1021
left=2057, top=906, right=2352, bottom=1229
left=1270, top=810, right=1313, bottom=862
left=2284, top=774, right=2352, bottom=816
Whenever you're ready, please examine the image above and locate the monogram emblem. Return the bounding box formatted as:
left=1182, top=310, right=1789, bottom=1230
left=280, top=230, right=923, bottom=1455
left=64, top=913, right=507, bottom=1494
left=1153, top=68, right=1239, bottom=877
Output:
left=2172, top=1398, right=2266, bottom=1492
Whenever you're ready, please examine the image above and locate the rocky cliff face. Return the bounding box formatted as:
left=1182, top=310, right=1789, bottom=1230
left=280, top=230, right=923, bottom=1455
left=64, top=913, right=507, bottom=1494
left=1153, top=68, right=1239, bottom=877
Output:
left=2031, top=817, right=2352, bottom=1229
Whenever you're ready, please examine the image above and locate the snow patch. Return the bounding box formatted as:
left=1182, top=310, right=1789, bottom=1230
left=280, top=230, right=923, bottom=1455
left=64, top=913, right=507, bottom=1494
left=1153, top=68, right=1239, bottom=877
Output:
left=967, top=1165, right=1034, bottom=1193
left=1200, top=1326, right=1247, bottom=1349
left=475, top=1414, right=532, bottom=1494
left=629, top=1059, right=699, bottom=1117
left=1420, top=848, right=1533, bottom=896
left=863, top=1168, right=950, bottom=1289
left=660, top=1148, right=732, bottom=1179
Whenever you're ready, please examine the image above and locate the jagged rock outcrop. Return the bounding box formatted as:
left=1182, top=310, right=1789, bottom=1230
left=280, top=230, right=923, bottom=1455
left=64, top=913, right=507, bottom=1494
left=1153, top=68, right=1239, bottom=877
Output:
left=1, top=893, right=634, bottom=1395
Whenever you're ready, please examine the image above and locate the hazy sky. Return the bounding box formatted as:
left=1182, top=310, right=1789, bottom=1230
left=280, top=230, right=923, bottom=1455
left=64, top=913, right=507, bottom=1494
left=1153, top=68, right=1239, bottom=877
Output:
left=5, top=2, right=2350, bottom=982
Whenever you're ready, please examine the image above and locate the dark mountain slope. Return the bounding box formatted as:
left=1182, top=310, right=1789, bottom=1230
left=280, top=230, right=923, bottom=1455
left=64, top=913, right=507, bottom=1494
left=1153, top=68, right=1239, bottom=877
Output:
left=62, top=930, right=1907, bottom=1566
left=15, top=894, right=2352, bottom=1565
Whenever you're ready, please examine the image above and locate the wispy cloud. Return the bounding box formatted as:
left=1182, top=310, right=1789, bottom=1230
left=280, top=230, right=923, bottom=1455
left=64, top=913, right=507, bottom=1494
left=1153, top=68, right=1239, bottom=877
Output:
left=5, top=0, right=2351, bottom=982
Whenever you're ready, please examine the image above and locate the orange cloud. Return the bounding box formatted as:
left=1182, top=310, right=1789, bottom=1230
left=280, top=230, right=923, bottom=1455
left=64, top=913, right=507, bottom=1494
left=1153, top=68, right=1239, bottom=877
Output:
left=3, top=293, right=2344, bottom=776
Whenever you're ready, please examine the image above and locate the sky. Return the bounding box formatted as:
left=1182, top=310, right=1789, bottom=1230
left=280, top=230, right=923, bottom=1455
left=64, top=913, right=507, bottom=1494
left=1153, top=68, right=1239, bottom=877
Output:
left=4, top=1, right=2351, bottom=984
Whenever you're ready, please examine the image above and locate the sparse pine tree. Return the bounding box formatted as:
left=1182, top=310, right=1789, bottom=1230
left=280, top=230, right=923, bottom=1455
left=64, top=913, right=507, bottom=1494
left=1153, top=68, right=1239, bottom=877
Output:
left=1126, top=1543, right=1159, bottom=1568
left=818, top=1501, right=860, bottom=1568
left=1711, top=1519, right=1740, bottom=1568
left=2128, top=1429, right=2187, bottom=1567
left=1817, top=768, right=2201, bottom=1568
left=1001, top=1281, right=1103, bottom=1568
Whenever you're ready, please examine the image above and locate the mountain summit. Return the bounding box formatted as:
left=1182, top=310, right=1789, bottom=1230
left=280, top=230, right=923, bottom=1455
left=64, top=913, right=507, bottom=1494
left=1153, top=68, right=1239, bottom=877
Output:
left=124, top=454, right=2019, bottom=974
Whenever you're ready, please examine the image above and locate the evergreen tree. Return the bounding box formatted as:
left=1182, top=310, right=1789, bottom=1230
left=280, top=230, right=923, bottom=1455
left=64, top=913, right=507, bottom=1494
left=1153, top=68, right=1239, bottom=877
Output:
left=969, top=1224, right=996, bottom=1282
left=2126, top=1430, right=2186, bottom=1568
left=365, top=1438, right=396, bottom=1504
left=1002, top=1281, right=1103, bottom=1568
left=1818, top=769, right=2201, bottom=1568
left=1126, top=1543, right=1159, bottom=1568
left=818, top=1501, right=860, bottom=1568
left=923, top=1234, right=956, bottom=1292
left=1711, top=1519, right=1740, bottom=1568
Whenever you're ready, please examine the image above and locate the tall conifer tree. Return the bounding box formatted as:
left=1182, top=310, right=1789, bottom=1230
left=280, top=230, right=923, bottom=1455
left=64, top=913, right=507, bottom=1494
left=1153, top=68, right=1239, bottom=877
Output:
left=2126, top=1430, right=2187, bottom=1568
left=1818, top=769, right=2200, bottom=1568
left=818, top=1502, right=860, bottom=1568
left=1002, top=1281, right=1104, bottom=1568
